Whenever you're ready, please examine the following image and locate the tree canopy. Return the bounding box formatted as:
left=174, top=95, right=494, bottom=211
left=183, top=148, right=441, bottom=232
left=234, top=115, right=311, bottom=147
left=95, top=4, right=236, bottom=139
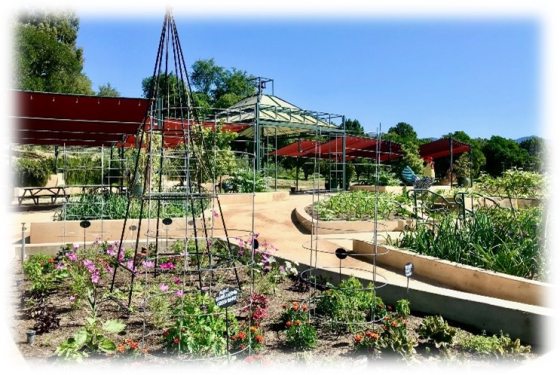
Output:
left=341, top=118, right=364, bottom=136
left=97, top=83, right=120, bottom=97
left=481, top=136, right=530, bottom=177
left=15, top=10, right=93, bottom=94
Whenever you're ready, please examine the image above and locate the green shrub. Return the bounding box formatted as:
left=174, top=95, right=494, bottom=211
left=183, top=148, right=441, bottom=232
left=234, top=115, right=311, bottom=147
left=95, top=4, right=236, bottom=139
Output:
left=312, top=191, right=408, bottom=221
left=164, top=292, right=233, bottom=356
left=395, top=299, right=411, bottom=317
left=316, top=277, right=385, bottom=332
left=15, top=158, right=53, bottom=186
left=23, top=254, right=66, bottom=294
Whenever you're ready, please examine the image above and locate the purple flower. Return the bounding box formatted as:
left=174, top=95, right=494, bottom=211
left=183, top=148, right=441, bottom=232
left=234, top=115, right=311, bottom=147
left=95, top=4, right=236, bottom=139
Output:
left=66, top=252, right=78, bottom=262
left=69, top=296, right=76, bottom=302
left=55, top=263, right=65, bottom=270
left=126, top=260, right=135, bottom=271
left=106, top=245, right=117, bottom=257
left=91, top=271, right=100, bottom=284
left=175, top=290, right=184, bottom=297
left=159, top=262, right=175, bottom=270
left=159, top=283, right=169, bottom=292
left=72, top=243, right=80, bottom=251
left=83, top=259, right=96, bottom=273
left=104, top=265, right=114, bottom=274
left=212, top=209, right=219, bottom=218
left=173, top=276, right=182, bottom=285
left=142, top=260, right=155, bottom=269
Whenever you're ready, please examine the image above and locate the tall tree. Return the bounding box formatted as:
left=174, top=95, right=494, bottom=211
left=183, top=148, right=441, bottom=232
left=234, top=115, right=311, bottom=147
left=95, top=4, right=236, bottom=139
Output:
left=482, top=136, right=530, bottom=176
left=97, top=82, right=120, bottom=97
left=443, top=130, right=486, bottom=177
left=385, top=122, right=418, bottom=145
left=15, top=10, right=93, bottom=94
left=340, top=118, right=364, bottom=136
left=519, top=136, right=545, bottom=171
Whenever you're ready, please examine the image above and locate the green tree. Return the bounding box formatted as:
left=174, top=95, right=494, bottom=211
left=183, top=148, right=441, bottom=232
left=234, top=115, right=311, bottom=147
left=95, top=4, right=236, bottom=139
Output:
left=15, top=11, right=93, bottom=94
left=213, top=68, right=255, bottom=108
left=385, top=122, right=418, bottom=145
left=97, top=83, right=120, bottom=97
left=519, top=136, right=545, bottom=172
left=190, top=58, right=223, bottom=98
left=443, top=131, right=486, bottom=177
left=141, top=73, right=189, bottom=116
left=340, top=118, right=364, bottom=136
left=482, top=136, right=530, bottom=177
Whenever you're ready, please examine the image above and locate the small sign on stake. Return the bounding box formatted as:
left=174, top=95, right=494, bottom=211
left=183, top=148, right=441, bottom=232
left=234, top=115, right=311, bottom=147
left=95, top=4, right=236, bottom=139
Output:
left=215, top=287, right=239, bottom=309
left=404, top=262, right=414, bottom=278
left=404, top=262, right=414, bottom=292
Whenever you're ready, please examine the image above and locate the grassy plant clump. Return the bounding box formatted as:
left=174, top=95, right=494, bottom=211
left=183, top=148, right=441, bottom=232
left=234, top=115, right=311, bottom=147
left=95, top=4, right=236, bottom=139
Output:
left=312, top=191, right=408, bottom=221
left=393, top=207, right=545, bottom=280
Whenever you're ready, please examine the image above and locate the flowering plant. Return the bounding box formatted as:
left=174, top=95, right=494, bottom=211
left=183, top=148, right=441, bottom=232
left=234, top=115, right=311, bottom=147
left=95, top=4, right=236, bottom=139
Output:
left=280, top=302, right=316, bottom=350
left=230, top=324, right=265, bottom=353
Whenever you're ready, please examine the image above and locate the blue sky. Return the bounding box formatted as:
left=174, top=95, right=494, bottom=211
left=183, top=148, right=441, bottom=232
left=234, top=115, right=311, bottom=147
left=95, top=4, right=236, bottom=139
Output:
left=76, top=15, right=540, bottom=140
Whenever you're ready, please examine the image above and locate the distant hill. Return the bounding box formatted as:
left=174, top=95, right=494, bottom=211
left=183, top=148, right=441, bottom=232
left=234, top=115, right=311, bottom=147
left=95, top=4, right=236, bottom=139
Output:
left=515, top=136, right=537, bottom=143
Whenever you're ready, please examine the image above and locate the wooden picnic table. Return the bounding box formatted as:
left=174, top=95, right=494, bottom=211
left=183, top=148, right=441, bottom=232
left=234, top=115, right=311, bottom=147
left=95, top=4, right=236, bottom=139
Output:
left=17, top=186, right=69, bottom=205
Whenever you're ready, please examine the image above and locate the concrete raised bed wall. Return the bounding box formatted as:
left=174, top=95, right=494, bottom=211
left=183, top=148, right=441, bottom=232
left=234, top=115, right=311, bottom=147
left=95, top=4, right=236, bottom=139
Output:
left=353, top=239, right=550, bottom=307
left=293, top=206, right=408, bottom=234
left=28, top=192, right=288, bottom=244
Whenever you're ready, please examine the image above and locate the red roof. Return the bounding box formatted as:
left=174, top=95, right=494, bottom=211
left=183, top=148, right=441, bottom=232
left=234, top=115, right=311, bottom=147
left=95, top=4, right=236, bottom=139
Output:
left=419, top=138, right=471, bottom=160
left=272, top=135, right=402, bottom=161
left=13, top=90, right=151, bottom=146
left=271, top=140, right=321, bottom=157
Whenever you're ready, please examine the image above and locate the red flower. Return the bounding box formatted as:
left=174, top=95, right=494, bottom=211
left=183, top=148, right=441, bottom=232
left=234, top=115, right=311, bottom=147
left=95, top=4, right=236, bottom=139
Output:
left=238, top=331, right=247, bottom=341
left=255, top=335, right=264, bottom=344
left=354, top=334, right=363, bottom=344
left=163, top=329, right=169, bottom=337
left=173, top=336, right=180, bottom=345
left=116, top=344, right=126, bottom=353
left=286, top=321, right=293, bottom=328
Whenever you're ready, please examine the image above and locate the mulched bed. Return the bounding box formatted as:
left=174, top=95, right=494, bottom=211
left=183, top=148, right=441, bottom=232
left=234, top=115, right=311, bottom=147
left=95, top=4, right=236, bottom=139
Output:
left=10, top=260, right=538, bottom=368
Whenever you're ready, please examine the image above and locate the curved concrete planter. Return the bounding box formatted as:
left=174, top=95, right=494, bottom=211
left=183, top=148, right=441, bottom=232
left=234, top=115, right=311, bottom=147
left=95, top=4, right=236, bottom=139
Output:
left=293, top=206, right=411, bottom=234
left=352, top=239, right=551, bottom=307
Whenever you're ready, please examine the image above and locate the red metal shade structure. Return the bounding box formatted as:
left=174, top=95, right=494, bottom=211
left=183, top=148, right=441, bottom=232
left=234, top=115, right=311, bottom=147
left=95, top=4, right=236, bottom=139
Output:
left=419, top=137, right=471, bottom=160
left=12, top=90, right=151, bottom=146
left=272, top=135, right=402, bottom=161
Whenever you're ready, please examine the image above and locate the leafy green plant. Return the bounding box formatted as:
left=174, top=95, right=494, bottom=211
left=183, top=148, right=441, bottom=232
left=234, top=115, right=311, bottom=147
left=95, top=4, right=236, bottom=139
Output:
left=55, top=289, right=126, bottom=361
left=281, top=302, right=317, bottom=350
left=55, top=193, right=207, bottom=221
left=315, top=277, right=385, bottom=332
left=163, top=292, right=233, bottom=356
left=395, top=299, right=411, bottom=317
left=353, top=315, right=416, bottom=357
left=312, top=191, right=408, bottom=221
left=23, top=254, right=66, bottom=294
left=222, top=168, right=268, bottom=193
left=477, top=168, right=545, bottom=200
left=458, top=331, right=531, bottom=358
left=417, top=315, right=456, bottom=349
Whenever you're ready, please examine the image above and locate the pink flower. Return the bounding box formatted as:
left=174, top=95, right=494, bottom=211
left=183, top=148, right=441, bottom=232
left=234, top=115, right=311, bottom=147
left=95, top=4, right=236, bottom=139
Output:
left=126, top=260, right=135, bottom=271
left=55, top=263, right=65, bottom=270
left=91, top=271, right=100, bottom=284
left=175, top=290, right=184, bottom=297
left=159, top=262, right=175, bottom=270
left=142, top=260, right=155, bottom=269
left=106, top=245, right=117, bottom=257
left=159, top=283, right=169, bottom=292
left=212, top=209, right=219, bottom=218
left=172, top=276, right=182, bottom=285
left=72, top=243, right=80, bottom=251
left=69, top=296, right=76, bottom=302
left=66, top=252, right=78, bottom=262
